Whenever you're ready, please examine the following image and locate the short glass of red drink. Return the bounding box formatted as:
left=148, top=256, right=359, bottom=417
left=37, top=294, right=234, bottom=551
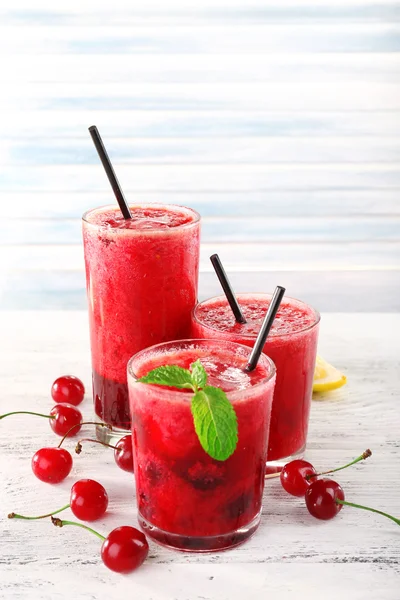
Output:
left=82, top=203, right=200, bottom=442
left=128, top=339, right=276, bottom=552
left=192, top=294, right=320, bottom=468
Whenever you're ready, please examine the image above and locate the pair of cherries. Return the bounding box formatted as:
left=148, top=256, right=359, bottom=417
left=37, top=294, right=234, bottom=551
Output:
left=280, top=457, right=348, bottom=520
left=276, top=451, right=399, bottom=526
left=1, top=374, right=85, bottom=437
left=9, top=478, right=148, bottom=573
left=1, top=375, right=85, bottom=437
left=1, top=375, right=134, bottom=483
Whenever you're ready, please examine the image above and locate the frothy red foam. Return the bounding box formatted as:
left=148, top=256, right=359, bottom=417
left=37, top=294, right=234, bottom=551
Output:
left=87, top=206, right=194, bottom=230
left=196, top=296, right=317, bottom=337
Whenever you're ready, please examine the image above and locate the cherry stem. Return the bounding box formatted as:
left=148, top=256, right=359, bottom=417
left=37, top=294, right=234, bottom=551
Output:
left=0, top=411, right=55, bottom=420
left=8, top=503, right=70, bottom=520
left=51, top=517, right=106, bottom=541
left=57, top=421, right=110, bottom=448
left=265, top=473, right=281, bottom=479
left=75, top=438, right=120, bottom=454
left=336, top=500, right=400, bottom=526
left=307, top=449, right=372, bottom=480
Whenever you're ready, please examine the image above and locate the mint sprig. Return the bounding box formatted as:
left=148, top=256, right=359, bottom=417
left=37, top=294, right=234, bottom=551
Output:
left=138, top=359, right=238, bottom=461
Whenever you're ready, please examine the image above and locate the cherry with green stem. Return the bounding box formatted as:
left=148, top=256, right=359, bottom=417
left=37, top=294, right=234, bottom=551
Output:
left=9, top=504, right=70, bottom=521
left=9, top=479, right=108, bottom=522
left=51, top=517, right=149, bottom=573
left=305, top=478, right=400, bottom=526
left=278, top=460, right=317, bottom=496
left=0, top=404, right=82, bottom=437
left=277, top=449, right=372, bottom=497
left=31, top=421, right=109, bottom=484
left=75, top=435, right=134, bottom=473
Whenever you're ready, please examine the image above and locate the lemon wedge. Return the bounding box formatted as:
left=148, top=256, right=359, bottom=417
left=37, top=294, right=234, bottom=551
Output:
left=313, top=355, right=347, bottom=393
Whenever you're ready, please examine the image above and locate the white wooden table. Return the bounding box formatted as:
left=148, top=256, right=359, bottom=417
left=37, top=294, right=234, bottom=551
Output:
left=1, top=311, right=399, bottom=600
left=1, top=1, right=400, bottom=314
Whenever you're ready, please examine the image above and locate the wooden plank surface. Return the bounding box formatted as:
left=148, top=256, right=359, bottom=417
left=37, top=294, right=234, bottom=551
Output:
left=0, top=1, right=398, bottom=313
left=2, top=82, right=399, bottom=111
left=1, top=270, right=399, bottom=312
left=1, top=191, right=399, bottom=218
left=3, top=54, right=400, bottom=81
left=1, top=164, right=399, bottom=191
left=3, top=137, right=400, bottom=164
left=1, top=111, right=399, bottom=138
left=0, top=311, right=399, bottom=599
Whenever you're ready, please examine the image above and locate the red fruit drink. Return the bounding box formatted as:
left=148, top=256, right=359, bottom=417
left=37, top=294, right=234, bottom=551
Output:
left=128, top=339, right=276, bottom=552
left=82, top=204, right=200, bottom=441
left=192, top=294, right=320, bottom=466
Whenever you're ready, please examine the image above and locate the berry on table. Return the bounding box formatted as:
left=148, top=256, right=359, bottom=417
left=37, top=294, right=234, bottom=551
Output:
left=266, top=449, right=373, bottom=496
left=51, top=375, right=85, bottom=406
left=305, top=478, right=345, bottom=520
left=49, top=404, right=82, bottom=437
left=114, top=436, right=134, bottom=473
left=9, top=479, right=108, bottom=522
left=305, top=478, right=400, bottom=526
left=28, top=421, right=109, bottom=483
left=31, top=447, right=73, bottom=483
left=70, top=479, right=109, bottom=521
left=52, top=518, right=149, bottom=573
left=101, top=526, right=148, bottom=573
left=280, top=459, right=317, bottom=496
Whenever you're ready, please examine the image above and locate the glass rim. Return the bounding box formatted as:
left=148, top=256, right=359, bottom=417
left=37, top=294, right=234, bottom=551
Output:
left=192, top=293, right=321, bottom=339
left=82, top=202, right=201, bottom=232
left=127, top=338, right=276, bottom=401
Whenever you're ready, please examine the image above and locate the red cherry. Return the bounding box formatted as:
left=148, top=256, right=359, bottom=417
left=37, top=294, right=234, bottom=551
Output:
left=51, top=376, right=85, bottom=406
left=114, top=436, right=134, bottom=473
left=70, top=479, right=108, bottom=521
left=305, top=478, right=345, bottom=520
left=280, top=459, right=317, bottom=496
left=32, top=448, right=73, bottom=484
left=101, top=526, right=149, bottom=573
left=49, top=404, right=82, bottom=437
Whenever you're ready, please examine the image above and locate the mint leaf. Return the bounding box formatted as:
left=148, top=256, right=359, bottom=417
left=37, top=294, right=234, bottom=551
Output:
left=138, top=365, right=194, bottom=390
left=190, top=359, right=207, bottom=389
left=191, top=386, right=238, bottom=461
left=139, top=363, right=239, bottom=461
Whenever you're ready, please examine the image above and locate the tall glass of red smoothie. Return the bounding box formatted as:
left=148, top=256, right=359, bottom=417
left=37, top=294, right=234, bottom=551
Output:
left=128, top=339, right=276, bottom=552
left=82, top=203, right=200, bottom=441
left=192, top=294, right=320, bottom=468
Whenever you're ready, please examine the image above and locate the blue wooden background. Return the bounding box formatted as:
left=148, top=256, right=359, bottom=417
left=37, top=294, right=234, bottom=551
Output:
left=1, top=0, right=399, bottom=311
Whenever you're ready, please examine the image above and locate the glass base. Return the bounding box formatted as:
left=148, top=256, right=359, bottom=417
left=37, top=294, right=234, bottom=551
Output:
left=95, top=423, right=130, bottom=445
left=138, top=511, right=261, bottom=553
left=265, top=444, right=306, bottom=474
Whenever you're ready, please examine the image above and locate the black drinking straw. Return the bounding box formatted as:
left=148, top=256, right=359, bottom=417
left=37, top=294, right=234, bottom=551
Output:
left=245, top=285, right=286, bottom=372
left=88, top=125, right=132, bottom=219
left=210, top=254, right=246, bottom=324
